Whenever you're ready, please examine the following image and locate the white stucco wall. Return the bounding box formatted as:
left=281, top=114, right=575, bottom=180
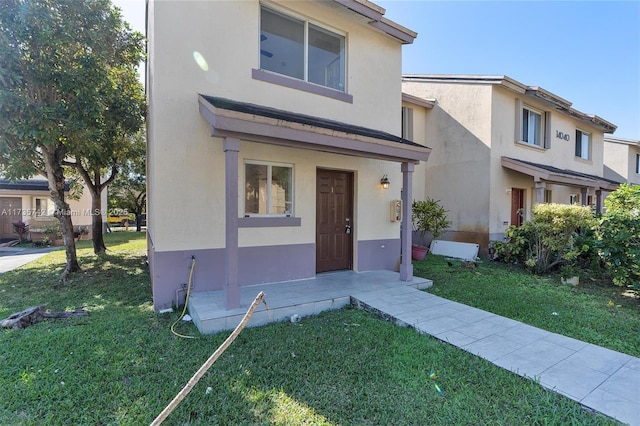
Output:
left=604, top=140, right=640, bottom=185
left=148, top=0, right=408, bottom=252
left=404, top=79, right=612, bottom=246
left=403, top=81, right=493, bottom=236
left=0, top=178, right=101, bottom=230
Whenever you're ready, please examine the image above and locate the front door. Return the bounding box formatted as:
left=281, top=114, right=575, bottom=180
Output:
left=511, top=188, right=525, bottom=227
left=0, top=197, right=22, bottom=240
left=316, top=169, right=353, bottom=273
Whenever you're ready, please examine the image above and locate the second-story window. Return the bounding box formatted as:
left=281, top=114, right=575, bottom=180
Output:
left=401, top=107, right=413, bottom=140
left=575, top=129, right=591, bottom=160
left=260, top=6, right=346, bottom=92
left=522, top=106, right=543, bottom=147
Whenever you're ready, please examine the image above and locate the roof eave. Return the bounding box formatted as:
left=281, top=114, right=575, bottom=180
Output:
left=333, top=0, right=417, bottom=44
left=402, top=92, right=436, bottom=109
left=403, top=74, right=617, bottom=133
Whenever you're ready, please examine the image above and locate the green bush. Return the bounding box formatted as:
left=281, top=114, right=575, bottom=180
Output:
left=411, top=198, right=450, bottom=243
left=598, top=184, right=640, bottom=291
left=493, top=203, right=596, bottom=274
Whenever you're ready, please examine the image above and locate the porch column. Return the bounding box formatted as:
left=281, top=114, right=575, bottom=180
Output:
left=596, top=189, right=602, bottom=215
left=534, top=180, right=546, bottom=204
left=581, top=188, right=588, bottom=206
left=224, top=137, right=241, bottom=309
left=400, top=162, right=414, bottom=281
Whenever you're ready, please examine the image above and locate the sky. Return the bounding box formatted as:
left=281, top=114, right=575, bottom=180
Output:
left=114, top=0, right=640, bottom=140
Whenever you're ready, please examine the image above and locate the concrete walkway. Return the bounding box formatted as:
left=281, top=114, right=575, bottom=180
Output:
left=0, top=247, right=61, bottom=274
left=189, top=271, right=639, bottom=425
left=351, top=285, right=640, bottom=426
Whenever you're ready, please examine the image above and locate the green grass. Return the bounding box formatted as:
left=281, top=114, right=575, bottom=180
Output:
left=0, top=234, right=622, bottom=425
left=415, top=255, right=640, bottom=357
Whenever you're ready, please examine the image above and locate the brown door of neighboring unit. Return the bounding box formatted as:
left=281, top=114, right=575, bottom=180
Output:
left=316, top=169, right=353, bottom=273
left=511, top=188, right=525, bottom=227
left=0, top=197, right=22, bottom=240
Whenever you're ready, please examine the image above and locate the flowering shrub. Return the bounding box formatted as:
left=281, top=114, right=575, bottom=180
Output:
left=493, top=203, right=596, bottom=274
left=12, top=221, right=29, bottom=243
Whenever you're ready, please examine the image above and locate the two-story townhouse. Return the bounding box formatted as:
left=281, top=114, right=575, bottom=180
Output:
left=0, top=175, right=101, bottom=241
left=603, top=137, right=640, bottom=185
left=146, top=0, right=429, bottom=312
left=402, top=75, right=618, bottom=256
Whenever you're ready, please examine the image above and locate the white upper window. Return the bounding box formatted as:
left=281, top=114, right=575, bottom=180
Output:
left=260, top=6, right=346, bottom=92
left=245, top=161, right=293, bottom=216
left=522, top=106, right=543, bottom=147
left=575, top=129, right=591, bottom=160
left=401, top=106, right=413, bottom=140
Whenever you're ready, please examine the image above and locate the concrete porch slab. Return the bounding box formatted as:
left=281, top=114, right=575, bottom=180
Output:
left=187, top=270, right=432, bottom=335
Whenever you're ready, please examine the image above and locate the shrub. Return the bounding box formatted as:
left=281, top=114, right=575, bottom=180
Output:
left=12, top=221, right=29, bottom=243
left=493, top=203, right=596, bottom=274
left=411, top=198, right=450, bottom=245
left=598, top=184, right=640, bottom=291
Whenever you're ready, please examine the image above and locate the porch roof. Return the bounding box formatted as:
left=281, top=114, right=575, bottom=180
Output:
left=501, top=157, right=621, bottom=191
left=198, top=95, right=431, bottom=163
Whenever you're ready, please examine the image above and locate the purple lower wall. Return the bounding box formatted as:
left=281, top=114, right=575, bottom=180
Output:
left=238, top=244, right=316, bottom=285
left=150, top=242, right=315, bottom=310
left=357, top=238, right=401, bottom=272
left=150, top=239, right=400, bottom=310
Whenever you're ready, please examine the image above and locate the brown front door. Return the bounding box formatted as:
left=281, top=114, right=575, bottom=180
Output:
left=511, top=188, right=525, bottom=227
left=316, top=169, right=353, bottom=273
left=0, top=197, right=22, bottom=240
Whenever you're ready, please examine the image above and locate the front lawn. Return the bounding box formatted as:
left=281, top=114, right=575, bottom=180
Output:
left=414, top=254, right=640, bottom=357
left=0, top=234, right=621, bottom=424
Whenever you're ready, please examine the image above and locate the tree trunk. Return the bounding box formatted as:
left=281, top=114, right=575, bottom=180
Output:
left=90, top=187, right=107, bottom=254
left=43, top=146, right=80, bottom=281
left=135, top=212, right=142, bottom=232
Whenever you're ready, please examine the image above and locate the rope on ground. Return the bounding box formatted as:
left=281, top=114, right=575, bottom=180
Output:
left=150, top=291, right=267, bottom=426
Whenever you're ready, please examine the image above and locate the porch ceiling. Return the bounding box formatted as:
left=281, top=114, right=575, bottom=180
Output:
left=198, top=95, right=431, bottom=164
left=501, top=157, right=620, bottom=191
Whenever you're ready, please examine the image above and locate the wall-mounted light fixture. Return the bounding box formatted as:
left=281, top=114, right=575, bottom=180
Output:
left=380, top=174, right=390, bottom=189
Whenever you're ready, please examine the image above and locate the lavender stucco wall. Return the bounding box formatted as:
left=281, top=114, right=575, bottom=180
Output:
left=150, top=243, right=315, bottom=310
left=150, top=239, right=401, bottom=310
left=357, top=238, right=401, bottom=272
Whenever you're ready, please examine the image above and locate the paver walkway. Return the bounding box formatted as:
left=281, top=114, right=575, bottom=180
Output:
left=350, top=285, right=640, bottom=426
left=189, top=270, right=639, bottom=425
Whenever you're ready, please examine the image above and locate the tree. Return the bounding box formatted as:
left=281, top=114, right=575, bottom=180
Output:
left=109, top=131, right=146, bottom=232
left=65, top=60, right=145, bottom=253
left=0, top=0, right=145, bottom=274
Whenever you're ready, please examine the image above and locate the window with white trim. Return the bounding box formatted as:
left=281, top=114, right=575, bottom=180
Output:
left=544, top=189, right=552, bottom=203
left=521, top=106, right=544, bottom=147
left=569, top=194, right=580, bottom=205
left=34, top=197, right=52, bottom=216
left=260, top=6, right=346, bottom=92
left=401, top=106, right=413, bottom=140
left=575, top=129, right=591, bottom=160
left=636, top=153, right=640, bottom=174
left=245, top=161, right=293, bottom=216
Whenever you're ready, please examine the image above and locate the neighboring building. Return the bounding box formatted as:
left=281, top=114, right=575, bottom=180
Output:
left=603, top=136, right=640, bottom=185
left=0, top=175, right=101, bottom=240
left=402, top=75, right=619, bottom=256
left=146, top=0, right=429, bottom=311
